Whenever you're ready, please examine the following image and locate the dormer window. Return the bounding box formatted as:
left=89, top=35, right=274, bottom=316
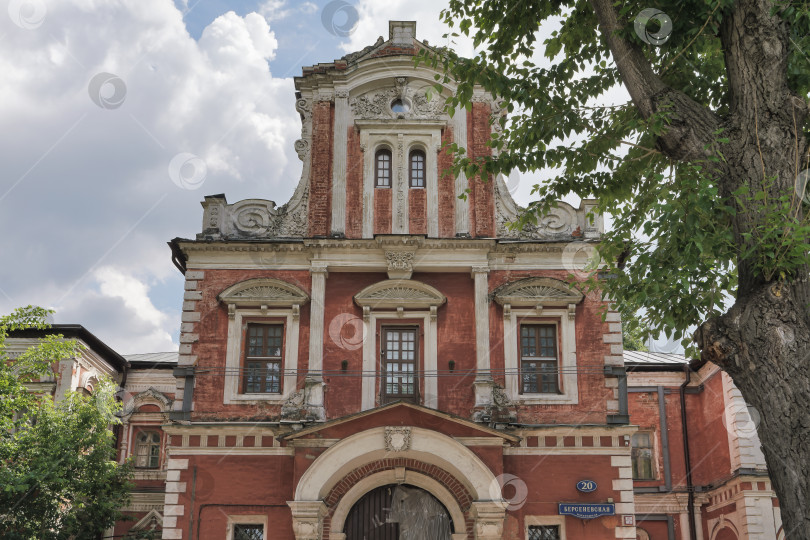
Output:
left=409, top=150, right=425, bottom=188
left=391, top=99, right=409, bottom=113
left=375, top=149, right=392, bottom=187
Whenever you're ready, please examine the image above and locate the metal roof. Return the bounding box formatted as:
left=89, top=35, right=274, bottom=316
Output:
left=123, top=351, right=178, bottom=367
left=623, top=350, right=689, bottom=365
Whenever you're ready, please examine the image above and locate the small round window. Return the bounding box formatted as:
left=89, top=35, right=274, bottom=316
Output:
left=391, top=99, right=410, bottom=113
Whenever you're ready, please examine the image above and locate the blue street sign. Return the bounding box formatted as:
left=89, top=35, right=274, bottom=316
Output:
left=558, top=503, right=615, bottom=519
left=576, top=480, right=597, bottom=493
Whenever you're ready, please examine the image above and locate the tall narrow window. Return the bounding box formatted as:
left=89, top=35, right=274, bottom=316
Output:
left=409, top=149, right=425, bottom=188
left=381, top=327, right=418, bottom=404
left=375, top=148, right=392, bottom=187
left=135, top=431, right=161, bottom=469
left=528, top=525, right=560, bottom=540
left=520, top=324, right=559, bottom=394
left=244, top=323, right=284, bottom=394
left=632, top=432, right=655, bottom=479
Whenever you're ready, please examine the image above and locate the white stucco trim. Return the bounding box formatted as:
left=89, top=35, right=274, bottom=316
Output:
left=294, top=426, right=500, bottom=503
left=329, top=470, right=467, bottom=538
left=503, top=308, right=578, bottom=404
left=361, top=311, right=437, bottom=410
left=223, top=308, right=299, bottom=404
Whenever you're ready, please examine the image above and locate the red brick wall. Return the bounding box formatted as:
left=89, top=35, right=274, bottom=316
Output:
left=345, top=127, right=363, bottom=238
left=687, top=371, right=732, bottom=485
left=467, top=104, right=495, bottom=238
left=178, top=455, right=295, bottom=539
left=489, top=270, right=612, bottom=423
left=503, top=454, right=626, bottom=539
left=308, top=101, right=334, bottom=237
left=408, top=187, right=427, bottom=235
left=188, top=268, right=610, bottom=422
left=438, top=127, right=455, bottom=237
left=373, top=188, right=392, bottom=234
left=190, top=268, right=312, bottom=419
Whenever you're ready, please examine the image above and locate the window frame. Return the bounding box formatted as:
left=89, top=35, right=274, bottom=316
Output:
left=503, top=309, right=578, bottom=404
left=518, top=322, right=561, bottom=395
left=374, top=148, right=392, bottom=188
left=227, top=515, right=267, bottom=540
left=631, top=431, right=657, bottom=480
left=379, top=325, right=421, bottom=404
left=242, top=320, right=285, bottom=395
left=224, top=307, right=301, bottom=404
left=525, top=516, right=566, bottom=540
left=408, top=149, right=426, bottom=188
left=133, top=428, right=162, bottom=470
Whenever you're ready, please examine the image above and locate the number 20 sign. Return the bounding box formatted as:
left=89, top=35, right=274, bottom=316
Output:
left=576, top=480, right=597, bottom=493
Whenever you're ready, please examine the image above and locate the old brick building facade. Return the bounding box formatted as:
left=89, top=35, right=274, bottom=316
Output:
left=53, top=20, right=779, bottom=540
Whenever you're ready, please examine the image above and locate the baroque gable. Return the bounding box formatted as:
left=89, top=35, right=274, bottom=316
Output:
left=492, top=277, right=584, bottom=307
left=354, top=279, right=446, bottom=310
left=218, top=278, right=310, bottom=308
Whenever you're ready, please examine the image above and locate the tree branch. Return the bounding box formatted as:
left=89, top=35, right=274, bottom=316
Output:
left=588, top=0, right=722, bottom=162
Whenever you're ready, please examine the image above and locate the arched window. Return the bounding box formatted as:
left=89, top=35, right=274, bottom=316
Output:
left=409, top=149, right=425, bottom=188
left=135, top=431, right=161, bottom=469
left=375, top=149, right=392, bottom=187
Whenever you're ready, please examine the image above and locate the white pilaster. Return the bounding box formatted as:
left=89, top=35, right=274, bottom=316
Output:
left=472, top=266, right=492, bottom=407
left=393, top=133, right=408, bottom=234
left=331, top=89, right=350, bottom=235
left=453, top=105, right=469, bottom=235
left=308, top=263, right=328, bottom=376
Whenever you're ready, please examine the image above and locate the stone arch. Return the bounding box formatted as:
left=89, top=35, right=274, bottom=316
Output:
left=710, top=521, right=740, bottom=540
left=328, top=470, right=468, bottom=540
left=289, top=427, right=505, bottom=540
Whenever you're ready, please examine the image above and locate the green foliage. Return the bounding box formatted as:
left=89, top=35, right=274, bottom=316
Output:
left=0, top=306, right=134, bottom=539
left=621, top=311, right=651, bottom=351
left=418, top=0, right=810, bottom=353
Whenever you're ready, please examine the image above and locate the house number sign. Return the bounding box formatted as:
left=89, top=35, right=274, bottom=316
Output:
left=576, top=479, right=597, bottom=493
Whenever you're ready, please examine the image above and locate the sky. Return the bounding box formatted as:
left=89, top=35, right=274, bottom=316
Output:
left=0, top=0, right=640, bottom=355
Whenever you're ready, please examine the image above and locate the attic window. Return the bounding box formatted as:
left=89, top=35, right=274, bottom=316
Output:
left=391, top=99, right=409, bottom=113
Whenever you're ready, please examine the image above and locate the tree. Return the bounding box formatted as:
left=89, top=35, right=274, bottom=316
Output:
left=621, top=311, right=650, bottom=352
left=0, top=306, right=134, bottom=539
left=420, top=0, right=810, bottom=536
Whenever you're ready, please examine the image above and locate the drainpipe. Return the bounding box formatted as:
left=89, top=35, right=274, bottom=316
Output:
left=680, top=364, right=697, bottom=540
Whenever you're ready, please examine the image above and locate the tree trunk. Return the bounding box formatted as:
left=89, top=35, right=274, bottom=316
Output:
left=696, top=281, right=810, bottom=538
left=590, top=0, right=810, bottom=536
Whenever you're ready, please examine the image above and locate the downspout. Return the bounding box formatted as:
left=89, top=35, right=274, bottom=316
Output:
left=680, top=364, right=697, bottom=540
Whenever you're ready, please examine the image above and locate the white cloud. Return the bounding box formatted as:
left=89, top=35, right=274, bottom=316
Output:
left=0, top=0, right=302, bottom=353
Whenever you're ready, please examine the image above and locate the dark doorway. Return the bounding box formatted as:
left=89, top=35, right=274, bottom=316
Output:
left=344, top=484, right=452, bottom=540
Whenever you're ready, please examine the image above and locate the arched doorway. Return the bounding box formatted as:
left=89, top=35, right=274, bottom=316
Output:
left=344, top=484, right=452, bottom=540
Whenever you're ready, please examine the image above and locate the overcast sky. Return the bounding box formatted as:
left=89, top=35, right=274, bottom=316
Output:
left=0, top=0, right=627, bottom=354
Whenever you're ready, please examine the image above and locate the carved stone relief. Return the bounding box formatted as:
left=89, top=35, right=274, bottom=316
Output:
left=384, top=426, right=412, bottom=452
